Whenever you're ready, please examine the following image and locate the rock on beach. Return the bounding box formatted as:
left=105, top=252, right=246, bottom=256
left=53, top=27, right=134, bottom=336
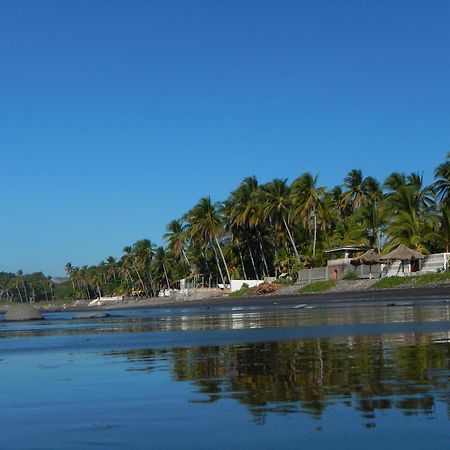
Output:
left=4, top=304, right=44, bottom=321
left=74, top=312, right=112, bottom=319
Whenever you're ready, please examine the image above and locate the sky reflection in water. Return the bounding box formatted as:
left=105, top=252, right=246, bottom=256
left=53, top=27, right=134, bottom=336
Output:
left=0, top=302, right=449, bottom=449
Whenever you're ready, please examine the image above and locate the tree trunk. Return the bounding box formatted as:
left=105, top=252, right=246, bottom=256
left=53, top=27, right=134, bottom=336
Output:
left=49, top=282, right=54, bottom=301
left=133, top=265, right=146, bottom=298
left=247, top=239, right=259, bottom=279
left=211, top=242, right=225, bottom=286
left=237, top=244, right=248, bottom=280
left=16, top=285, right=23, bottom=303
left=313, top=209, right=317, bottom=256
left=282, top=217, right=300, bottom=263
left=163, top=264, right=171, bottom=290
left=256, top=227, right=269, bottom=277
left=96, top=283, right=102, bottom=299
left=22, top=279, right=29, bottom=302
left=201, top=249, right=211, bottom=275
left=214, top=235, right=231, bottom=283
left=182, top=248, right=191, bottom=267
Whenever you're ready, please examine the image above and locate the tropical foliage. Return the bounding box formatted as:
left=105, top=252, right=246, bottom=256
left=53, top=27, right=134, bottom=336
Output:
left=3, top=154, right=449, bottom=302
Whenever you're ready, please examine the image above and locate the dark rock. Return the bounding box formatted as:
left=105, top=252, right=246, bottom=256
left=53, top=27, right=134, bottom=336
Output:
left=4, top=304, right=44, bottom=321
left=74, top=312, right=111, bottom=319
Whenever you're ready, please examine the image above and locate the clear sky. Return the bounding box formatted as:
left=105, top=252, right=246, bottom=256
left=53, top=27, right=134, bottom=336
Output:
left=1, top=0, right=449, bottom=276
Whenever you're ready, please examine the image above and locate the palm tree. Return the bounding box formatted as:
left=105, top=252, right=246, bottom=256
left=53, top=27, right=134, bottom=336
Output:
left=152, top=247, right=173, bottom=290
left=259, top=179, right=300, bottom=263
left=225, top=176, right=262, bottom=278
left=131, top=240, right=156, bottom=296
left=65, top=262, right=75, bottom=289
left=386, top=210, right=436, bottom=253
left=164, top=219, right=190, bottom=266
left=433, top=152, right=450, bottom=204
left=291, top=173, right=326, bottom=256
left=17, top=270, right=29, bottom=302
left=185, top=197, right=231, bottom=283
left=355, top=202, right=386, bottom=251
left=105, top=256, right=117, bottom=280
left=343, top=169, right=381, bottom=210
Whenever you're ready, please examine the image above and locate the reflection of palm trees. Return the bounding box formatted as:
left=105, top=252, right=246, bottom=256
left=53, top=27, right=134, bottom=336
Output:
left=109, top=336, right=450, bottom=423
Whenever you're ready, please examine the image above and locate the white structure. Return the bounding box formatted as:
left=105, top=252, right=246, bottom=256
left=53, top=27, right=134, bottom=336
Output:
left=88, top=296, right=125, bottom=307
left=230, top=279, right=264, bottom=292
left=382, top=253, right=450, bottom=277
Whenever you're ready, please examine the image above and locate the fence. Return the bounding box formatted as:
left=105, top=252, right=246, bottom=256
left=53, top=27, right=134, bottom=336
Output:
left=298, top=264, right=382, bottom=282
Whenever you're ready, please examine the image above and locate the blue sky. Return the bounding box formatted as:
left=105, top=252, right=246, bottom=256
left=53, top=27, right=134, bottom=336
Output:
left=1, top=0, right=449, bottom=276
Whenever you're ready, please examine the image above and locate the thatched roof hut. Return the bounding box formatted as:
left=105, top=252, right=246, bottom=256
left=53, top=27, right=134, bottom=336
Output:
left=381, top=245, right=424, bottom=262
left=350, top=249, right=381, bottom=266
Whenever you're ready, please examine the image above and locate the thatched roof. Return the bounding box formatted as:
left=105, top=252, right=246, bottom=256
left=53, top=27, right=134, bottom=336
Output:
left=350, top=249, right=381, bottom=266
left=381, top=245, right=424, bottom=261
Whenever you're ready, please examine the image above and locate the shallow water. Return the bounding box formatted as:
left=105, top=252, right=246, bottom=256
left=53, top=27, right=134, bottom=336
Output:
left=1, top=300, right=449, bottom=449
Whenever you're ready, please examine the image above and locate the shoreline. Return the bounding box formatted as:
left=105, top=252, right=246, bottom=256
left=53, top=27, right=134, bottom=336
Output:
left=2, top=282, right=448, bottom=313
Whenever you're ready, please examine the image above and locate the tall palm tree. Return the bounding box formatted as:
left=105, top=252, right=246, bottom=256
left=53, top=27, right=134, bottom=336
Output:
left=105, top=256, right=117, bottom=280
left=343, top=169, right=381, bottom=210
left=164, top=219, right=190, bottom=266
left=225, top=176, right=262, bottom=278
left=132, top=240, right=156, bottom=296
left=259, top=179, right=300, bottom=263
left=386, top=210, right=436, bottom=253
left=433, top=152, right=450, bottom=205
left=152, top=246, right=173, bottom=290
left=185, top=197, right=231, bottom=283
left=291, top=173, right=326, bottom=256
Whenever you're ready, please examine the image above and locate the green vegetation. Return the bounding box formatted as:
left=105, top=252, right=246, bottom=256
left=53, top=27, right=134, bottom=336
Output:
left=372, top=276, right=411, bottom=289
left=342, top=270, right=358, bottom=280
left=2, top=153, right=449, bottom=303
left=228, top=283, right=250, bottom=298
left=372, top=271, right=450, bottom=289
left=298, top=280, right=335, bottom=293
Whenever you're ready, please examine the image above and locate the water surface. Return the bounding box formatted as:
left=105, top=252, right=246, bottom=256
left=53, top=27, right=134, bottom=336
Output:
left=1, top=299, right=449, bottom=449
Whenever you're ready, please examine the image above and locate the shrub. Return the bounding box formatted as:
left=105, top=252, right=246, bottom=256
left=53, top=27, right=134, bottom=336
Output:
left=372, top=271, right=450, bottom=289
left=229, top=283, right=249, bottom=297
left=372, top=276, right=411, bottom=289
left=298, top=280, right=335, bottom=293
left=342, top=271, right=358, bottom=280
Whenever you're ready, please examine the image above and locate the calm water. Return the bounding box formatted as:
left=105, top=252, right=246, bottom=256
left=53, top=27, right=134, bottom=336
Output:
left=1, top=299, right=449, bottom=449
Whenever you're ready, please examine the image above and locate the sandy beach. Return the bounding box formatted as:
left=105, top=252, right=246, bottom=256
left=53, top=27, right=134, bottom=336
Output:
left=5, top=281, right=445, bottom=314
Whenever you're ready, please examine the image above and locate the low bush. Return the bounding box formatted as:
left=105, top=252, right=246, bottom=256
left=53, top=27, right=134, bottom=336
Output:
left=342, top=271, right=358, bottom=280
left=372, top=271, right=450, bottom=289
left=228, top=283, right=249, bottom=297
left=371, top=276, right=411, bottom=289
left=298, top=280, right=335, bottom=293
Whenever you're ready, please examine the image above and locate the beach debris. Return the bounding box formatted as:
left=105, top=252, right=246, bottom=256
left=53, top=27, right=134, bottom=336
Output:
left=248, top=283, right=284, bottom=296
left=4, top=304, right=44, bottom=321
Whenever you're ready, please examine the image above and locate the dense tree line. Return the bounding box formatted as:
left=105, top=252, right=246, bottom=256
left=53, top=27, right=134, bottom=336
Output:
left=0, top=271, right=55, bottom=303
left=62, top=153, right=449, bottom=299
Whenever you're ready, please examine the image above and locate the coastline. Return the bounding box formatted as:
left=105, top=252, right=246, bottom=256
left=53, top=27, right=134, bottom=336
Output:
left=2, top=282, right=448, bottom=314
